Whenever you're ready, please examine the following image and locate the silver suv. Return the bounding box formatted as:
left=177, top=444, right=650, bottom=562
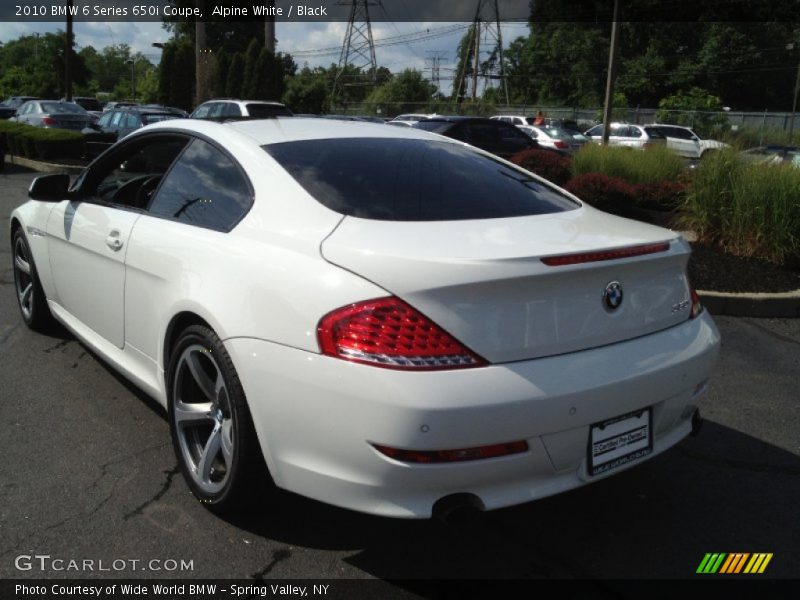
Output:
left=584, top=123, right=667, bottom=149
left=191, top=99, right=293, bottom=121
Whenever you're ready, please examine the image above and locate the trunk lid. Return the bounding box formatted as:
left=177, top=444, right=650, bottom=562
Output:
left=321, top=207, right=692, bottom=363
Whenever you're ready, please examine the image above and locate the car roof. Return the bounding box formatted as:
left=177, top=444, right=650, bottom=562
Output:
left=143, top=117, right=451, bottom=147
left=417, top=116, right=496, bottom=124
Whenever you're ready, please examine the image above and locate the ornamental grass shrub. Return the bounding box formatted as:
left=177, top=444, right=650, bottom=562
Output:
left=683, top=148, right=800, bottom=265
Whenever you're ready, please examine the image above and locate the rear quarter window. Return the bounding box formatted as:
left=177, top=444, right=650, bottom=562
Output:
left=264, top=138, right=579, bottom=221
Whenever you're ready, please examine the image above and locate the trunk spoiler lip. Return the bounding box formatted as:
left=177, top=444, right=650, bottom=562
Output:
left=540, top=241, right=673, bottom=267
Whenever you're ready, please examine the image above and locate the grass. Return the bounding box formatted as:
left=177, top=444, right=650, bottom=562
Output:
left=571, top=143, right=686, bottom=185
left=683, top=148, right=800, bottom=265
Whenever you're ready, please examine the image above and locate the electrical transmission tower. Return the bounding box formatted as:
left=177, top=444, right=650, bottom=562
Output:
left=332, top=0, right=379, bottom=103
left=426, top=51, right=447, bottom=100
left=456, top=0, right=508, bottom=104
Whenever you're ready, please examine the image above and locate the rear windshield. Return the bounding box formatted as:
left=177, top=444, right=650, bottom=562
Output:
left=245, top=104, right=293, bottom=118
left=263, top=138, right=579, bottom=221
left=41, top=102, right=86, bottom=114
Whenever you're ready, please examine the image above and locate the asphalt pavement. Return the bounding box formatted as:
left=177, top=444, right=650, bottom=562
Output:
left=1, top=165, right=798, bottom=587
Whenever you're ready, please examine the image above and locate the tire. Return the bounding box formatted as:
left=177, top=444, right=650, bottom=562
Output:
left=167, top=324, right=269, bottom=513
left=12, top=228, right=56, bottom=331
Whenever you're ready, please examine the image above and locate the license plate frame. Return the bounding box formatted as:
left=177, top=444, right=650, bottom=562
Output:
left=588, top=408, right=653, bottom=476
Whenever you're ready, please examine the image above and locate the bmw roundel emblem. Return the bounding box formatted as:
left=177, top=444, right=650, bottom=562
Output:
left=603, top=281, right=623, bottom=310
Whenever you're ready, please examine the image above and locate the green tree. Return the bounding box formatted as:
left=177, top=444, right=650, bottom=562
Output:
left=364, top=69, right=436, bottom=115
left=226, top=53, right=244, bottom=98
left=170, top=42, right=195, bottom=110
left=157, top=43, right=176, bottom=105
left=656, top=88, right=727, bottom=136
left=282, top=67, right=330, bottom=113
left=241, top=38, right=262, bottom=99
left=214, top=51, right=229, bottom=98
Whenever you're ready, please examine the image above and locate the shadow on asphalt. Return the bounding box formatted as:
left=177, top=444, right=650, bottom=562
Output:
left=223, top=421, right=800, bottom=580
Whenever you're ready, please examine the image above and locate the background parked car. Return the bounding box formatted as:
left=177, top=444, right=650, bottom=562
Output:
left=491, top=114, right=537, bottom=126
left=389, top=113, right=435, bottom=126
left=83, top=106, right=181, bottom=156
left=191, top=99, right=293, bottom=121
left=584, top=122, right=667, bottom=149
left=0, top=96, right=41, bottom=120
left=740, top=145, right=800, bottom=168
left=648, top=124, right=728, bottom=159
left=518, top=125, right=586, bottom=155
left=139, top=104, right=190, bottom=118
left=413, top=116, right=543, bottom=159
left=11, top=100, right=91, bottom=130
left=103, top=101, right=138, bottom=112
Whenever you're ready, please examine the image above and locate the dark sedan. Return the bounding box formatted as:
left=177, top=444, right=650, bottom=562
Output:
left=83, top=106, right=181, bottom=157
left=0, top=96, right=42, bottom=120
left=412, top=116, right=542, bottom=160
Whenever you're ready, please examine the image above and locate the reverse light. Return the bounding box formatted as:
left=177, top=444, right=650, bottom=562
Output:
left=372, top=440, right=528, bottom=463
left=690, top=286, right=703, bottom=319
left=541, top=242, right=670, bottom=266
left=317, top=297, right=486, bottom=370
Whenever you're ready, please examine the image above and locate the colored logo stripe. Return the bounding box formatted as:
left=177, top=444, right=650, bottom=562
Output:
left=744, top=553, right=773, bottom=574
left=697, top=553, right=726, bottom=574
left=697, top=553, right=773, bottom=574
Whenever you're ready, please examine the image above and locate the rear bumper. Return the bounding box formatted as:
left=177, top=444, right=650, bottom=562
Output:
left=225, top=312, right=720, bottom=518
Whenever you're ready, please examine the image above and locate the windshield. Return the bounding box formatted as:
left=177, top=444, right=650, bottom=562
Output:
left=263, top=137, right=579, bottom=221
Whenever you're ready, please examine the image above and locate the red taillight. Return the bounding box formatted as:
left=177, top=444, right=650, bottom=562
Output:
left=372, top=440, right=528, bottom=463
left=553, top=140, right=568, bottom=149
left=41, top=117, right=58, bottom=126
left=541, top=242, right=670, bottom=266
left=690, top=287, right=703, bottom=319
left=317, top=297, right=486, bottom=370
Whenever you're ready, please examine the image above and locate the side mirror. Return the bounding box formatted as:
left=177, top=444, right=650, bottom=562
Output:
left=691, top=135, right=699, bottom=142
left=29, top=173, right=70, bottom=202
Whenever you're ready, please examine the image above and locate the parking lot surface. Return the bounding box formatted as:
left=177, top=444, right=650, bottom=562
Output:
left=1, top=166, right=798, bottom=586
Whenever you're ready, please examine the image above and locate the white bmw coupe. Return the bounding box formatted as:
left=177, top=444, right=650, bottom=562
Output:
left=11, top=119, right=720, bottom=518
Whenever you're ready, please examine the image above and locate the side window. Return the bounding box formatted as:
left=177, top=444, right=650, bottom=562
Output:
left=97, top=112, right=112, bottom=127
left=88, top=137, right=189, bottom=209
left=222, top=103, right=241, bottom=118
left=586, top=125, right=602, bottom=137
left=207, top=103, right=225, bottom=119
left=628, top=127, right=642, bottom=138
left=148, top=139, right=252, bottom=232
left=610, top=124, right=627, bottom=137
left=110, top=111, right=123, bottom=127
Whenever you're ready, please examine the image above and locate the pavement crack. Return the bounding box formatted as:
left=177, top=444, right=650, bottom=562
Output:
left=679, top=447, right=800, bottom=476
left=123, top=464, right=180, bottom=520
left=43, top=339, right=73, bottom=354
left=251, top=548, right=292, bottom=581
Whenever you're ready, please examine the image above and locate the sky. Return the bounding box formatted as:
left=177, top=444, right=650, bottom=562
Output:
left=0, top=20, right=531, bottom=95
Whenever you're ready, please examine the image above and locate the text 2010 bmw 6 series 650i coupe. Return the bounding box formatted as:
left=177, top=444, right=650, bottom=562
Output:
left=10, top=118, right=720, bottom=518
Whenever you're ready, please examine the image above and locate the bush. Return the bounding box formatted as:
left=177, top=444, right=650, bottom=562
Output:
left=0, top=120, right=83, bottom=161
left=509, top=148, right=572, bottom=186
left=633, top=180, right=687, bottom=212
left=683, top=148, right=800, bottom=265
left=572, top=143, right=685, bottom=185
left=565, top=173, right=636, bottom=214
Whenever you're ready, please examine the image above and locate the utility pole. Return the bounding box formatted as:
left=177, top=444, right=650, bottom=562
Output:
left=788, top=42, right=800, bottom=144
left=457, top=1, right=506, bottom=104
left=195, top=0, right=206, bottom=106
left=601, top=0, right=621, bottom=146
left=265, top=0, right=275, bottom=53
left=65, top=0, right=73, bottom=101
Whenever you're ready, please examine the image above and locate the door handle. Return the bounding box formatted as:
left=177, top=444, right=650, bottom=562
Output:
left=105, top=230, right=123, bottom=251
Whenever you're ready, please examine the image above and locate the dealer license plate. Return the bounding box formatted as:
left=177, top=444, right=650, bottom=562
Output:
left=588, top=408, right=652, bottom=476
